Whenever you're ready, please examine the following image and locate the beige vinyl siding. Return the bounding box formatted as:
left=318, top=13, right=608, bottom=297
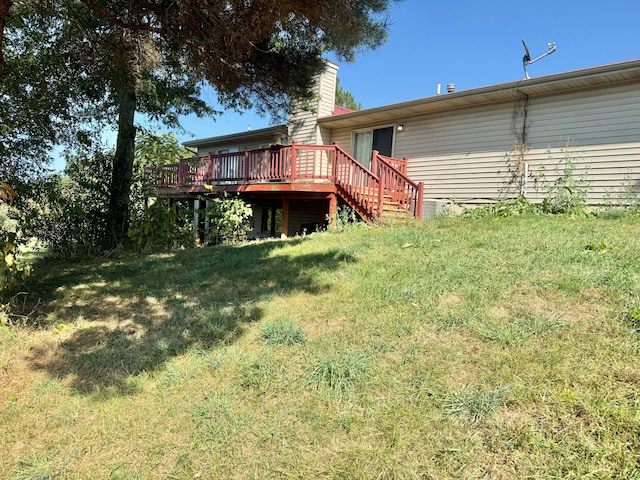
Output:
left=327, top=81, right=640, bottom=207
left=290, top=61, right=338, bottom=145
left=523, top=83, right=640, bottom=204
left=330, top=129, right=353, bottom=153
left=317, top=62, right=338, bottom=146
left=289, top=105, right=319, bottom=144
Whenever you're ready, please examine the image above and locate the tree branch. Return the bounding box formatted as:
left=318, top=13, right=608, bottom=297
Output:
left=79, top=0, right=205, bottom=54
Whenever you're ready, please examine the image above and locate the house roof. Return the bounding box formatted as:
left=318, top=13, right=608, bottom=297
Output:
left=333, top=105, right=356, bottom=116
left=183, top=124, right=288, bottom=148
left=318, top=58, right=640, bottom=129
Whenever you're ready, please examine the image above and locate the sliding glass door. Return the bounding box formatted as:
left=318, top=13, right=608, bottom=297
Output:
left=353, top=126, right=394, bottom=169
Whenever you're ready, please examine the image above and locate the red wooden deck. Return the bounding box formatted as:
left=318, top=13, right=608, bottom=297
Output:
left=144, top=143, right=423, bottom=221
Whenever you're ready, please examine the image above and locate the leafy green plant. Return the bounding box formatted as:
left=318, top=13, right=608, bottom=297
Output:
left=461, top=197, right=541, bottom=219
left=626, top=306, right=640, bottom=331
left=128, top=199, right=195, bottom=250
left=260, top=318, right=307, bottom=346
left=204, top=193, right=253, bottom=245
left=327, top=204, right=359, bottom=231
left=541, top=146, right=590, bottom=214
left=23, top=149, right=111, bottom=257
left=1, top=186, right=31, bottom=322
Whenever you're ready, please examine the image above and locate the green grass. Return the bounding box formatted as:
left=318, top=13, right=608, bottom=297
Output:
left=259, top=318, right=307, bottom=346
left=2, top=215, right=640, bottom=478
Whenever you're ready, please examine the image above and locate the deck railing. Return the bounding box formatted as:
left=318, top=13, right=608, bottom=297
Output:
left=144, top=143, right=422, bottom=220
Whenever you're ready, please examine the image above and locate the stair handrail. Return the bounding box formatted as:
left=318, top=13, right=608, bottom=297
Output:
left=373, top=151, right=424, bottom=219
left=333, top=143, right=381, bottom=220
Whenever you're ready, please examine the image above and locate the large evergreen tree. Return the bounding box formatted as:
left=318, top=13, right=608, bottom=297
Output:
left=1, top=0, right=399, bottom=247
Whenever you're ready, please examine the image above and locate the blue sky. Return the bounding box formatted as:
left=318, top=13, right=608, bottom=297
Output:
left=53, top=0, right=640, bottom=169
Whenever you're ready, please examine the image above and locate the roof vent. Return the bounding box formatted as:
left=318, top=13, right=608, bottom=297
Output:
left=446, top=84, right=455, bottom=93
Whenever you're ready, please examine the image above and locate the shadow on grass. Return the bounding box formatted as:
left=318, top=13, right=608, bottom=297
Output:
left=26, top=237, right=354, bottom=396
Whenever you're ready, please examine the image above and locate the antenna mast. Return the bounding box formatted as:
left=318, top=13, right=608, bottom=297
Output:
left=522, top=40, right=556, bottom=79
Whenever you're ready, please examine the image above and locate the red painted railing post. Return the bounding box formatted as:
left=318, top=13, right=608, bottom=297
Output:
left=403, top=157, right=409, bottom=176
left=417, top=182, right=424, bottom=219
left=371, top=150, right=379, bottom=177
left=177, top=160, right=185, bottom=186
left=290, top=141, right=297, bottom=182
left=244, top=147, right=249, bottom=182
left=332, top=142, right=339, bottom=183
left=377, top=166, right=385, bottom=219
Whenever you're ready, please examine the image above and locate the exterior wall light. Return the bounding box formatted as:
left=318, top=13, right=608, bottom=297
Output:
left=397, top=124, right=405, bottom=132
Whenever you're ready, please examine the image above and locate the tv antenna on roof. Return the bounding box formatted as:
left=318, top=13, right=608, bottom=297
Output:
left=522, top=40, right=556, bottom=79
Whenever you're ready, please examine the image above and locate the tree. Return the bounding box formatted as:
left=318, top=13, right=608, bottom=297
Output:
left=2, top=0, right=400, bottom=247
left=336, top=78, right=363, bottom=111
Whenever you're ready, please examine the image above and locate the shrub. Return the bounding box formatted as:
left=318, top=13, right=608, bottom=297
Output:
left=204, top=193, right=253, bottom=244
left=128, top=199, right=195, bottom=250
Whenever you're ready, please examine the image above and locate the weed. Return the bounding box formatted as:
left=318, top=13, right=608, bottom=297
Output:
left=585, top=241, right=607, bottom=252
left=540, top=145, right=590, bottom=214
left=327, top=204, right=360, bottom=231
left=308, top=350, right=371, bottom=396
left=239, top=355, right=280, bottom=392
left=461, top=197, right=541, bottom=219
left=444, top=385, right=508, bottom=422
left=260, top=318, right=307, bottom=346
left=625, top=306, right=640, bottom=332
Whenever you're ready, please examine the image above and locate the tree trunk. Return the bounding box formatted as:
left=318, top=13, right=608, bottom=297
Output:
left=0, top=0, right=13, bottom=80
left=105, top=84, right=136, bottom=248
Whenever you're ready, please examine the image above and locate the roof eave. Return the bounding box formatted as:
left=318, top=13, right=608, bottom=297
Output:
left=183, top=124, right=288, bottom=148
left=318, top=58, right=640, bottom=129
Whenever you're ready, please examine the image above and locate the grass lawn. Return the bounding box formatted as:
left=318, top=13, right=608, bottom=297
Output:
left=1, top=214, right=639, bottom=479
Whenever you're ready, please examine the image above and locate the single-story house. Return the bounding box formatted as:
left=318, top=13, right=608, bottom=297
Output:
left=145, top=58, right=640, bottom=236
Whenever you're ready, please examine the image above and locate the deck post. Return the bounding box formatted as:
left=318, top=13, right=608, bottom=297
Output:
left=416, top=182, right=424, bottom=219
left=178, top=160, right=186, bottom=186
left=290, top=141, right=297, bottom=182
left=377, top=159, right=384, bottom=219
left=193, top=198, right=200, bottom=241
left=281, top=197, right=289, bottom=237
left=328, top=193, right=337, bottom=228
left=204, top=199, right=211, bottom=244
left=402, top=157, right=409, bottom=176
